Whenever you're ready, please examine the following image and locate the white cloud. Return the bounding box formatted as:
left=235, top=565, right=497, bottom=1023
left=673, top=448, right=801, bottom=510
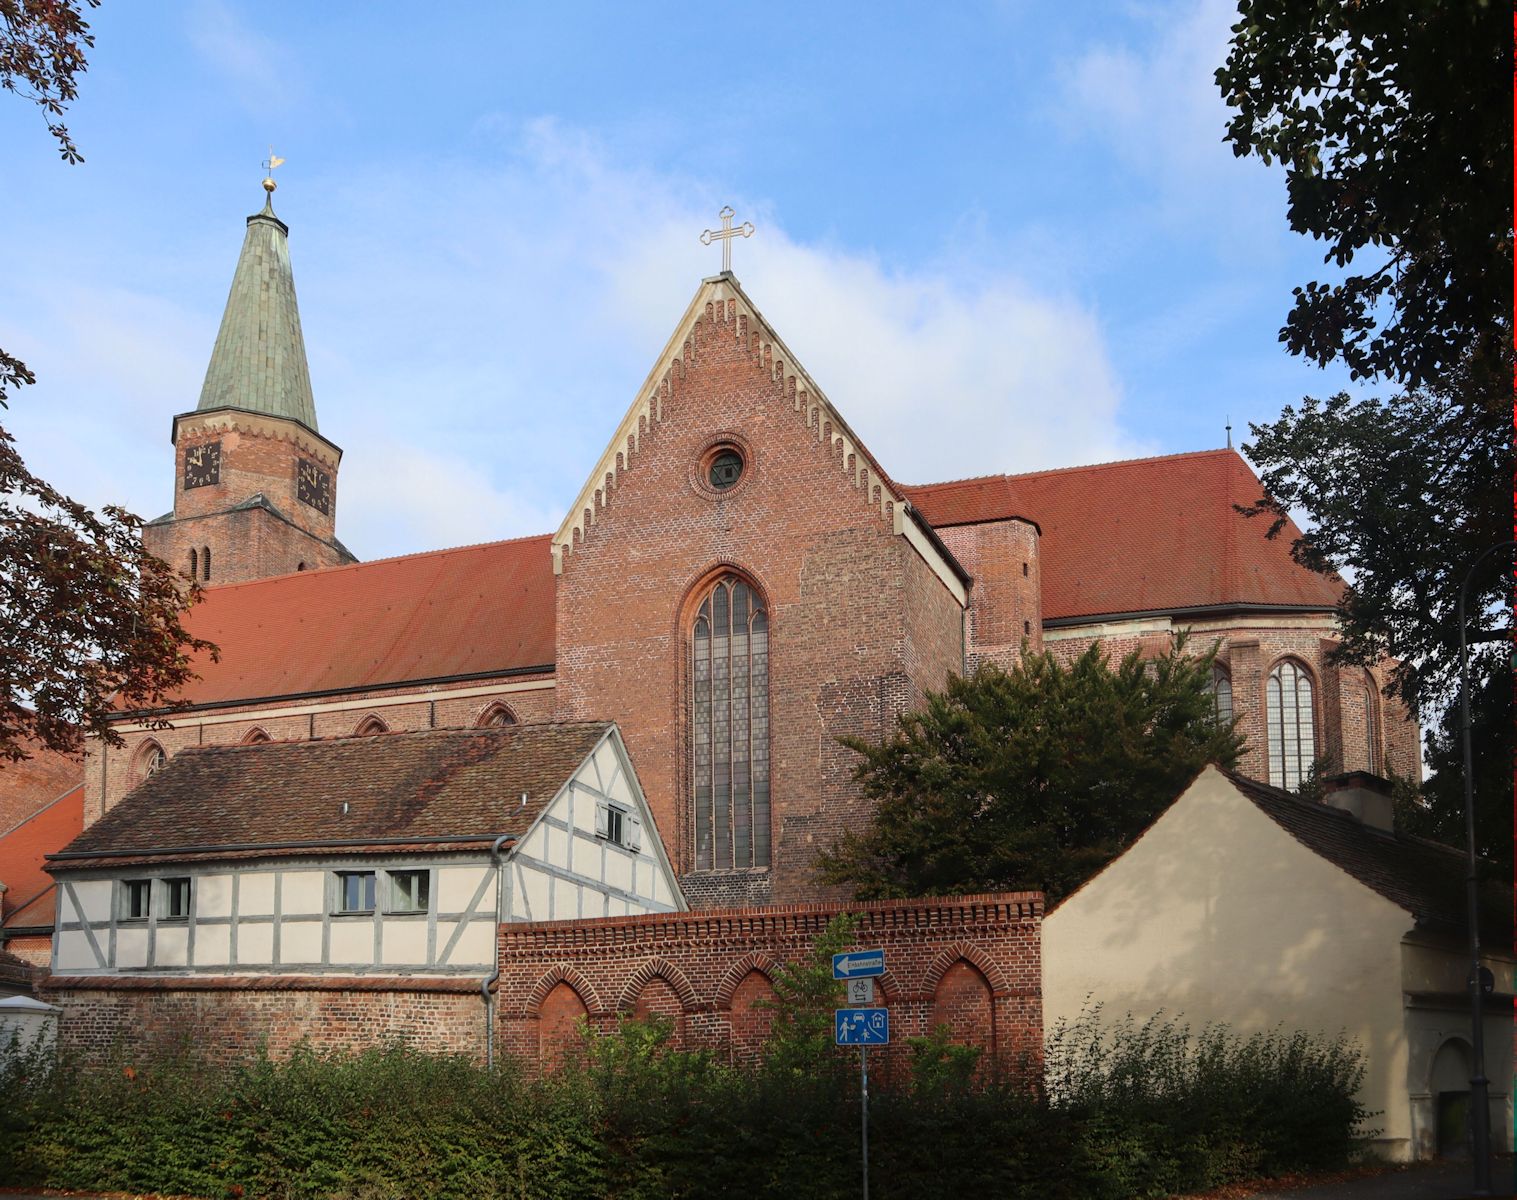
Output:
left=4, top=118, right=1151, bottom=562
left=1059, top=0, right=1273, bottom=230
left=185, top=0, right=303, bottom=115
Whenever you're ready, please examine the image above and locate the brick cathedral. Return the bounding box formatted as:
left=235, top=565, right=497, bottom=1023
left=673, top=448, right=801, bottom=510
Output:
left=92, top=182, right=1415, bottom=904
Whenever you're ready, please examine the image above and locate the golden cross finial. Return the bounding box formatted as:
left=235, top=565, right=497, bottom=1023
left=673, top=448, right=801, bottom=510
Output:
left=700, top=206, right=755, bottom=273
left=261, top=145, right=285, bottom=194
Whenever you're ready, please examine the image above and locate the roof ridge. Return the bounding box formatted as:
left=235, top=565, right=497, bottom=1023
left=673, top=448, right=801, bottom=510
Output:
left=1004, top=447, right=1237, bottom=482
left=198, top=531, right=554, bottom=595
left=900, top=473, right=1013, bottom=491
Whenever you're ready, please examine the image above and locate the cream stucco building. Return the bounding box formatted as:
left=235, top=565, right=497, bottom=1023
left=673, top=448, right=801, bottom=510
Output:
left=1044, top=766, right=1513, bottom=1163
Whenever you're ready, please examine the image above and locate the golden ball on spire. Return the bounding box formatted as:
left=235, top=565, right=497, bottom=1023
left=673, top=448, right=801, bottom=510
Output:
left=262, top=176, right=277, bottom=194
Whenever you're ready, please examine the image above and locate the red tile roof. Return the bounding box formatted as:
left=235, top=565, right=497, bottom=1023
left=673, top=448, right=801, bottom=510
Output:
left=0, top=737, right=83, bottom=834
left=54, top=723, right=610, bottom=867
left=169, top=535, right=556, bottom=707
left=905, top=449, right=1342, bottom=621
left=0, top=784, right=82, bottom=930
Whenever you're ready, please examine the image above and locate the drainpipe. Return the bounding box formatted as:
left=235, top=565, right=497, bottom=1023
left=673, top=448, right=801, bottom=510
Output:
left=481, top=828, right=513, bottom=1070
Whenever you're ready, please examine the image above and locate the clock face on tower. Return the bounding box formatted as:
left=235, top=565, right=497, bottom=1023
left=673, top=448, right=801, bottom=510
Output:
left=183, top=441, right=221, bottom=489
left=296, top=458, right=332, bottom=515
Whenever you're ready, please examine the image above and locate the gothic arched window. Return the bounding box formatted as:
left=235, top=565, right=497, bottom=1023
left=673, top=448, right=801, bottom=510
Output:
left=691, top=574, right=770, bottom=870
left=476, top=703, right=517, bottom=728
left=188, top=548, right=198, bottom=579
left=1266, top=659, right=1315, bottom=791
left=138, top=740, right=167, bottom=780
left=1210, top=664, right=1233, bottom=725
left=1362, top=678, right=1380, bottom=773
left=353, top=715, right=388, bottom=736
left=202, top=546, right=212, bottom=582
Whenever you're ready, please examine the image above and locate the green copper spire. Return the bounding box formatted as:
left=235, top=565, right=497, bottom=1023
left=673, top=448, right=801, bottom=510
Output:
left=196, top=178, right=319, bottom=430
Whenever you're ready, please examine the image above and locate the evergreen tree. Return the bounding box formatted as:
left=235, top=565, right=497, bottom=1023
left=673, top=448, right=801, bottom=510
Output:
left=818, top=642, right=1244, bottom=906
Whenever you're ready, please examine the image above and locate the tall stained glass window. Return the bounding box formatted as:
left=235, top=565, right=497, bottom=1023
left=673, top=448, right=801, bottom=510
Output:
left=1267, top=659, right=1315, bottom=791
left=692, top=575, right=770, bottom=870
left=1210, top=665, right=1234, bottom=724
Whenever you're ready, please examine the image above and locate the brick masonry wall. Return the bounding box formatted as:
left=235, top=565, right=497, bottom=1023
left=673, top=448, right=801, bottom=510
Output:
left=43, top=976, right=485, bottom=1063
left=85, top=676, right=557, bottom=824
left=1046, top=620, right=1420, bottom=787
left=142, top=414, right=349, bottom=587
left=553, top=299, right=966, bottom=905
left=935, top=519, right=1043, bottom=670
left=494, top=892, right=1043, bottom=1076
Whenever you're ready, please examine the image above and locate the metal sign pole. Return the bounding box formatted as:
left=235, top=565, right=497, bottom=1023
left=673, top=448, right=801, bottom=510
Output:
left=860, top=1044, right=870, bottom=1200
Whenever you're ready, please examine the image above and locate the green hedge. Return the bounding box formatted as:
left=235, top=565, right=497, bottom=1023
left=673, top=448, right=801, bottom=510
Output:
left=0, top=1011, right=1371, bottom=1200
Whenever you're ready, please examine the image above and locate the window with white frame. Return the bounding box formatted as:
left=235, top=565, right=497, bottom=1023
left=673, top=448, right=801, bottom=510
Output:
left=336, top=871, right=377, bottom=914
left=595, top=800, right=640, bottom=850
left=1266, top=659, right=1316, bottom=791
left=388, top=870, right=430, bottom=914
left=163, top=877, right=192, bottom=920
left=120, top=878, right=152, bottom=920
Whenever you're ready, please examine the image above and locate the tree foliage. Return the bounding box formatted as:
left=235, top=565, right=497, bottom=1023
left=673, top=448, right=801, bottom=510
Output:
left=2, top=0, right=214, bottom=762
left=1216, top=0, right=1511, bottom=390
left=818, top=643, right=1244, bottom=906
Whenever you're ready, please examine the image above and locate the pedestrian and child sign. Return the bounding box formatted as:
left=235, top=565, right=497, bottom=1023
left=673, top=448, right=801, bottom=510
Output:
left=835, top=1007, right=889, bottom=1045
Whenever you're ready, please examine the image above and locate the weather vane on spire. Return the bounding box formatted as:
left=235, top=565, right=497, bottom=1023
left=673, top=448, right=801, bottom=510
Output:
left=700, top=206, right=755, bottom=274
left=262, top=146, right=285, bottom=194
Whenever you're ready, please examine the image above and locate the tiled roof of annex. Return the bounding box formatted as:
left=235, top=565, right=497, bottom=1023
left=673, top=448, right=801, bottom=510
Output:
left=903, top=449, right=1342, bottom=622
left=53, top=723, right=612, bottom=868
left=1225, top=769, right=1512, bottom=943
left=162, top=533, right=556, bottom=708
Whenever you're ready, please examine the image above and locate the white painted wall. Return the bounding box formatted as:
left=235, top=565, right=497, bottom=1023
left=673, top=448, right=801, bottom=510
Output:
left=1044, top=766, right=1418, bottom=1160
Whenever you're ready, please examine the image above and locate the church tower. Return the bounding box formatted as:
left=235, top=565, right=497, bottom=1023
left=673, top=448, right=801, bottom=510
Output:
left=142, top=175, right=354, bottom=585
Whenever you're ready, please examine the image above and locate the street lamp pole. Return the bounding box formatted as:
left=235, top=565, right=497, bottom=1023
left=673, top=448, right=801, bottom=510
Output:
left=1455, top=540, right=1513, bottom=1197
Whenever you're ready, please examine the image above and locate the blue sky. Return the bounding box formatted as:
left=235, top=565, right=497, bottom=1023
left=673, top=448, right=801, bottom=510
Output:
left=0, top=0, right=1362, bottom=562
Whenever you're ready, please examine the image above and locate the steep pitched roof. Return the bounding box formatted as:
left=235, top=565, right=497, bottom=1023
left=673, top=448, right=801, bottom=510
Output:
left=0, top=784, right=82, bottom=929
left=160, top=534, right=555, bottom=708
left=196, top=191, right=319, bottom=430
left=53, top=723, right=612, bottom=867
left=904, top=450, right=1342, bottom=621
left=1224, top=769, right=1512, bottom=942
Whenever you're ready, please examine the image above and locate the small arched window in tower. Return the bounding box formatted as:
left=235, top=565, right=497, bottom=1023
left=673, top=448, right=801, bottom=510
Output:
left=202, top=546, right=212, bottom=582
left=188, top=548, right=198, bottom=579
left=1210, top=664, right=1234, bottom=725
left=476, top=703, right=517, bottom=728
left=297, top=562, right=308, bottom=572
left=691, top=574, right=770, bottom=871
left=138, top=740, right=168, bottom=780
left=1266, top=659, right=1315, bottom=791
left=353, top=715, right=388, bottom=737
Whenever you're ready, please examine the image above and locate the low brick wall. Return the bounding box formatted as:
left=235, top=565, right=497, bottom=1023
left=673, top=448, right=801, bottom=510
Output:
left=42, top=975, right=487, bottom=1063
left=40, top=892, right=1042, bottom=1069
left=497, top=892, right=1043, bottom=1072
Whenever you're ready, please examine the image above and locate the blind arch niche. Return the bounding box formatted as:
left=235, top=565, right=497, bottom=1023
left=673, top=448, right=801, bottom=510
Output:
left=690, top=573, right=771, bottom=871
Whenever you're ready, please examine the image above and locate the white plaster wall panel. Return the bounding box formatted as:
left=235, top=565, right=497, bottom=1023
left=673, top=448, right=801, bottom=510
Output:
left=445, top=920, right=494, bottom=966
left=592, top=742, right=621, bottom=798
left=194, top=924, right=231, bottom=966
left=55, top=930, right=97, bottom=971
left=521, top=864, right=549, bottom=920
left=328, top=920, right=373, bottom=965
left=652, top=871, right=673, bottom=906
left=438, top=866, right=493, bottom=913
left=237, top=922, right=274, bottom=965
left=73, top=880, right=112, bottom=924
left=155, top=925, right=189, bottom=967
left=381, top=920, right=427, bottom=965
left=605, top=847, right=631, bottom=892
left=240, top=873, right=276, bottom=916
left=605, top=766, right=633, bottom=807
left=197, top=874, right=234, bottom=918
left=281, top=871, right=324, bottom=915
left=116, top=926, right=148, bottom=969
left=280, top=920, right=322, bottom=964
left=568, top=781, right=597, bottom=834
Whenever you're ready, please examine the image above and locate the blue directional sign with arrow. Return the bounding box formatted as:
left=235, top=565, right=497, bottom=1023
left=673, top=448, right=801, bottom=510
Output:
left=832, top=949, right=885, bottom=979
left=835, top=1007, right=889, bottom=1045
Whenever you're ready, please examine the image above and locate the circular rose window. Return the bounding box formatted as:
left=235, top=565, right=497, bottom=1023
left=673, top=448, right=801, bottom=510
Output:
left=708, top=448, right=744, bottom=490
